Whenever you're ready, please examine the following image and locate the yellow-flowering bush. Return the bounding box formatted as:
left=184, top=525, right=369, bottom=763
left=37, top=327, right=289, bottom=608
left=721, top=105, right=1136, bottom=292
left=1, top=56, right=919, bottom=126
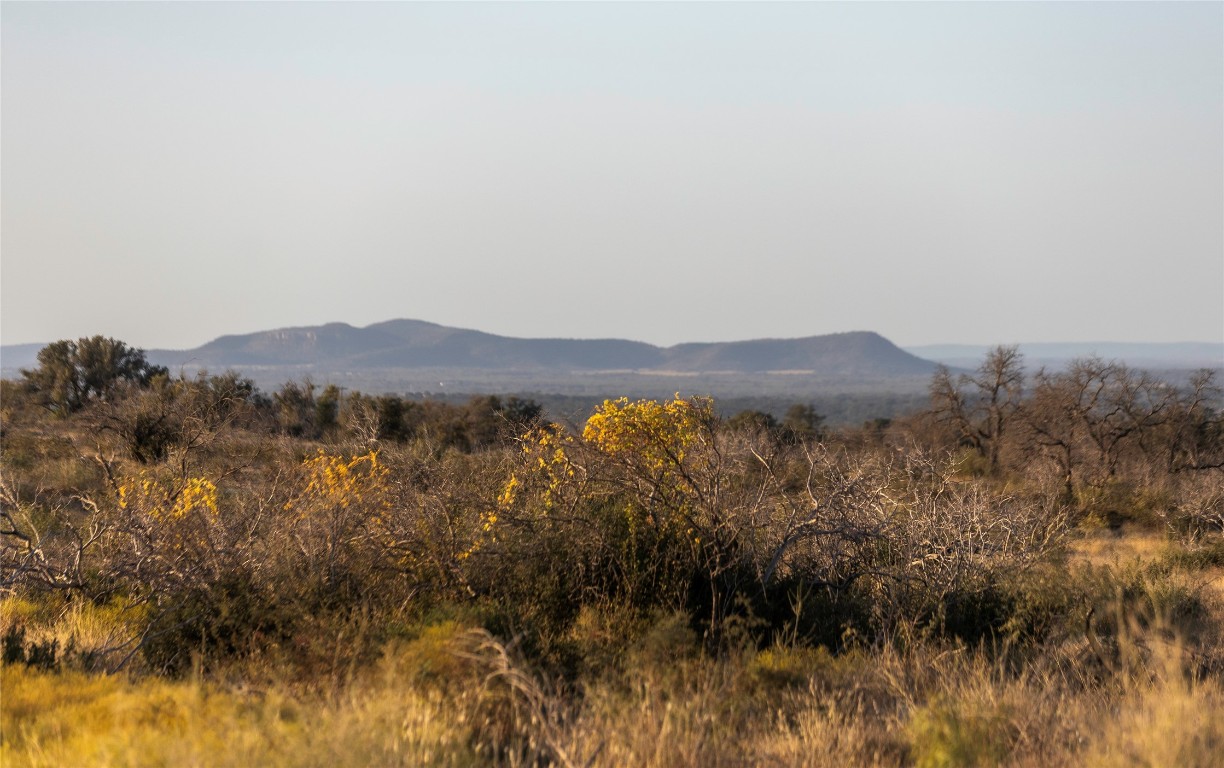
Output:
left=279, top=451, right=393, bottom=595
left=288, top=450, right=389, bottom=518
left=481, top=396, right=732, bottom=621
left=112, top=471, right=224, bottom=573
left=583, top=395, right=713, bottom=474
left=498, top=395, right=715, bottom=521
left=498, top=425, right=580, bottom=514
left=117, top=474, right=218, bottom=521
left=580, top=396, right=718, bottom=542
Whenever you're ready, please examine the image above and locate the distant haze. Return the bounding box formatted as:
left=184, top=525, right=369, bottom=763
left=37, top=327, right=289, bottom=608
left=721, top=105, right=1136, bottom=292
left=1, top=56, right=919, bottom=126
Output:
left=907, top=342, right=1224, bottom=371
left=4, top=321, right=1219, bottom=396
left=2, top=3, right=1221, bottom=349
left=0, top=321, right=946, bottom=414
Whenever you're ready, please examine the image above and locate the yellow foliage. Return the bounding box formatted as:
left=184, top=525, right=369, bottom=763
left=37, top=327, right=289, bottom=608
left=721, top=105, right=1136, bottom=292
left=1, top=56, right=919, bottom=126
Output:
left=117, top=474, right=218, bottom=521
left=497, top=474, right=520, bottom=509
left=495, top=396, right=711, bottom=519
left=582, top=395, right=712, bottom=473
left=175, top=477, right=219, bottom=520
left=490, top=395, right=716, bottom=554
left=286, top=450, right=390, bottom=518
left=498, top=425, right=580, bottom=513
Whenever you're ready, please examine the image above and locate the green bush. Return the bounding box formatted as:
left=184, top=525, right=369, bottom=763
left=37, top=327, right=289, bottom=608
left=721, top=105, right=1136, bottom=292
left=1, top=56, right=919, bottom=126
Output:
left=909, top=695, right=1018, bottom=768
left=1161, top=538, right=1224, bottom=570
left=142, top=572, right=291, bottom=676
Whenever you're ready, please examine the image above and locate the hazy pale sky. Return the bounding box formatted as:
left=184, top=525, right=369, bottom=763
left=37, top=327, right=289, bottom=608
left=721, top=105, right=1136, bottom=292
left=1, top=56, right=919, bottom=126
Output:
left=2, top=2, right=1221, bottom=349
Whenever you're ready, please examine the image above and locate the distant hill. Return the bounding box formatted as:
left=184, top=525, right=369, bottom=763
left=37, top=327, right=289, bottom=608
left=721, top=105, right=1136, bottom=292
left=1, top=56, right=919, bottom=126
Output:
left=8, top=327, right=1220, bottom=397
left=666, top=333, right=935, bottom=376
left=0, top=343, right=45, bottom=370
left=10, top=326, right=1220, bottom=417
left=132, top=319, right=936, bottom=378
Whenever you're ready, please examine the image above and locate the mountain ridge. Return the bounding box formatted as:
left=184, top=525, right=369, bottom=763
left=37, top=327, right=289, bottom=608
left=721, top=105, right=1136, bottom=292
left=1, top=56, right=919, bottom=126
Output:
left=5, top=324, right=1221, bottom=378
left=135, top=319, right=935, bottom=377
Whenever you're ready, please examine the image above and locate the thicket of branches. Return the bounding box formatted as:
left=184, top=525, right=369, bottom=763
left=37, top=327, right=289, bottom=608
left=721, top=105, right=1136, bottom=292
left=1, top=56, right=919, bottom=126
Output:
left=3, top=342, right=1219, bottom=668
left=924, top=346, right=1223, bottom=530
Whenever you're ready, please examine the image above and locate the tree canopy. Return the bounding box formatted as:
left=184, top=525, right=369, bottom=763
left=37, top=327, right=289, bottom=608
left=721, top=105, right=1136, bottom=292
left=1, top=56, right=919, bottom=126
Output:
left=20, top=336, right=167, bottom=414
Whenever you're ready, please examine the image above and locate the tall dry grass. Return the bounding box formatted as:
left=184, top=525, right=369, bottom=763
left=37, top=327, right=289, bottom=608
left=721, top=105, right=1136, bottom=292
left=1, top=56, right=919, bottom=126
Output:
left=4, top=599, right=1223, bottom=768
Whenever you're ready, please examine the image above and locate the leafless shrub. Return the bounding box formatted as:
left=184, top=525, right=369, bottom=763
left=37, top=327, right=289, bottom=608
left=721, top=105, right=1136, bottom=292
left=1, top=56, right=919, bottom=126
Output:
left=766, top=448, right=1069, bottom=634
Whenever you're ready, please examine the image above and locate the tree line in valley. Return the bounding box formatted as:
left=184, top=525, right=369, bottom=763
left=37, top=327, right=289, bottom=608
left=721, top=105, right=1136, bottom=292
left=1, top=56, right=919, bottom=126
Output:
left=10, top=337, right=1221, bottom=496
left=3, top=335, right=865, bottom=459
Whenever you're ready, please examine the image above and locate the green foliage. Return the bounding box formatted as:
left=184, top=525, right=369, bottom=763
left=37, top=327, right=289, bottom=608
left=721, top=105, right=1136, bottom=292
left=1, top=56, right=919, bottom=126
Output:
left=316, top=384, right=341, bottom=435
left=995, top=562, right=1080, bottom=643
left=96, top=371, right=260, bottom=465
left=20, top=337, right=167, bottom=415
left=747, top=643, right=841, bottom=691
left=103, top=382, right=185, bottom=463
left=724, top=409, right=779, bottom=434
left=274, top=379, right=318, bottom=437
left=1161, top=539, right=1224, bottom=570
left=375, top=394, right=411, bottom=440
left=383, top=620, right=484, bottom=692
left=2, top=624, right=63, bottom=670
left=781, top=402, right=825, bottom=444
left=909, top=695, right=1018, bottom=768
left=141, top=572, right=291, bottom=676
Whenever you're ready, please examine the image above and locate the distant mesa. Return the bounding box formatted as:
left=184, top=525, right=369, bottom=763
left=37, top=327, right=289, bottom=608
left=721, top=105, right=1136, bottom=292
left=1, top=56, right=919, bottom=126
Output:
left=128, top=319, right=938, bottom=378
left=5, top=324, right=1221, bottom=383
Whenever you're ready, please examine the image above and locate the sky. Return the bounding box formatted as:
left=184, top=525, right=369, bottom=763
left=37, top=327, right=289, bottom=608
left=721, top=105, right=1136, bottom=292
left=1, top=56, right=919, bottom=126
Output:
left=2, top=2, right=1221, bottom=350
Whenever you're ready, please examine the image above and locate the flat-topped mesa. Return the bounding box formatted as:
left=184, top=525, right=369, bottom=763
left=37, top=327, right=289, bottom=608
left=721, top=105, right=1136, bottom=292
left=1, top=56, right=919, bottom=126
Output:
left=134, top=320, right=937, bottom=376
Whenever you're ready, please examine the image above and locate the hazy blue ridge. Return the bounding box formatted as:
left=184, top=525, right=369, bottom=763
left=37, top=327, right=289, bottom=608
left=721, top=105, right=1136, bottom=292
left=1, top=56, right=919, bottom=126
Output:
left=0, top=343, right=45, bottom=370
left=131, top=320, right=936, bottom=376
left=6, top=323, right=1221, bottom=398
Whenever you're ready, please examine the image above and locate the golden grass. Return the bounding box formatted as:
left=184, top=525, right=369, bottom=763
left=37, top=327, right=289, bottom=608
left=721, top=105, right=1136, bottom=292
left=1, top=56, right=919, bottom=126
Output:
left=1082, top=639, right=1224, bottom=768
left=0, top=663, right=474, bottom=768
left=1204, top=568, right=1224, bottom=603
left=1, top=594, right=150, bottom=673
left=1067, top=527, right=1169, bottom=568
left=4, top=624, right=1224, bottom=768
